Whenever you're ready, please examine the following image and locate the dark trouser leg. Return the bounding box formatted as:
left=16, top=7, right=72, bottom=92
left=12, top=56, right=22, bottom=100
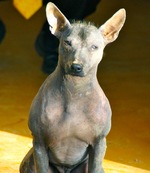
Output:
left=35, top=21, right=59, bottom=74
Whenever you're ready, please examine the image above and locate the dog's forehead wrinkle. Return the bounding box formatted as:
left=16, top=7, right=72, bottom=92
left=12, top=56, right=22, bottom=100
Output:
left=61, top=21, right=102, bottom=48
left=63, top=23, right=102, bottom=46
left=65, top=22, right=98, bottom=40
left=73, top=23, right=98, bottom=39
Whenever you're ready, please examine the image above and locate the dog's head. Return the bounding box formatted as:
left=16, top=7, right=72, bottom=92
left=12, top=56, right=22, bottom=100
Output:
left=46, top=3, right=126, bottom=77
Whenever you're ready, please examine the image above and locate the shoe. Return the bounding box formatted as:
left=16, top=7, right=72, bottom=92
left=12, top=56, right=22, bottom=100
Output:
left=42, top=54, right=58, bottom=74
left=0, top=19, right=6, bottom=43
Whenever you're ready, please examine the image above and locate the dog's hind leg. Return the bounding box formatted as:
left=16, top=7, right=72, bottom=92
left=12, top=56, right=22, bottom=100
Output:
left=19, top=148, right=58, bottom=173
left=19, top=148, right=34, bottom=173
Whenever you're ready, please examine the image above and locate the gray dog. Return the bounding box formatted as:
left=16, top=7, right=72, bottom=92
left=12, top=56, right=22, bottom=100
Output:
left=20, top=2, right=126, bottom=173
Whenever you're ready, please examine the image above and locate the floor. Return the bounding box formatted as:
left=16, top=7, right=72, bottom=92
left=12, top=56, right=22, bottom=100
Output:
left=0, top=0, right=150, bottom=172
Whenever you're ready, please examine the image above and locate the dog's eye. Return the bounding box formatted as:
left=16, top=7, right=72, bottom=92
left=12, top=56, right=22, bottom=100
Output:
left=64, top=40, right=72, bottom=46
left=91, top=45, right=98, bottom=50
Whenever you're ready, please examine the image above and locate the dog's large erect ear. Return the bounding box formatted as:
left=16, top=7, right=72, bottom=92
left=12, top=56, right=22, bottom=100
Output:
left=46, top=2, right=71, bottom=38
left=99, top=9, right=126, bottom=44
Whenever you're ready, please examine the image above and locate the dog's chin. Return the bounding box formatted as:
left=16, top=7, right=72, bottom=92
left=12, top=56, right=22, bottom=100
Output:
left=66, top=70, right=85, bottom=77
left=70, top=72, right=84, bottom=77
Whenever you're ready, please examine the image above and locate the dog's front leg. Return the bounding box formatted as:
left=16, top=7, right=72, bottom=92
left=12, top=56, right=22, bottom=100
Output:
left=88, top=137, right=106, bottom=173
left=33, top=138, right=49, bottom=173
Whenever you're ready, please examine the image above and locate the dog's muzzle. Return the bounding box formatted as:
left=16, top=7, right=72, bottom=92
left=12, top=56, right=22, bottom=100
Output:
left=70, top=63, right=84, bottom=77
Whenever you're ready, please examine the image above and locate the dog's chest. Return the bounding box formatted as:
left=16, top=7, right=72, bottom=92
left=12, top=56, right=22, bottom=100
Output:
left=40, top=97, right=107, bottom=165
left=42, top=95, right=107, bottom=145
left=36, top=87, right=110, bottom=165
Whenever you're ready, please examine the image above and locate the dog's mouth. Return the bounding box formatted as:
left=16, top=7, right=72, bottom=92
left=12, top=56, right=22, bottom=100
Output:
left=68, top=71, right=84, bottom=77
left=64, top=68, right=85, bottom=77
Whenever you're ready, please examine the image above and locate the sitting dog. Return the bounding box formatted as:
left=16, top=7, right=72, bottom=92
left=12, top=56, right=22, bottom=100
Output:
left=20, top=2, right=126, bottom=173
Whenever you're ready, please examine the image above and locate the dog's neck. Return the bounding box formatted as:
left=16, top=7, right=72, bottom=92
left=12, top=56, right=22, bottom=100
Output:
left=53, top=65, right=99, bottom=98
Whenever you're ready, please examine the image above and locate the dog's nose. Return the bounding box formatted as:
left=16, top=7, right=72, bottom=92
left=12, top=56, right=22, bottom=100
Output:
left=71, top=64, right=83, bottom=73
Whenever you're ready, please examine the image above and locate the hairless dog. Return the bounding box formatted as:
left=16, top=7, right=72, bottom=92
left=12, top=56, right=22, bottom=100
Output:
left=20, top=2, right=126, bottom=173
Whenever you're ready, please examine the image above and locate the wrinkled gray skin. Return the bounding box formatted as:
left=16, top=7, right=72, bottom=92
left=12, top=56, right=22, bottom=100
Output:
left=20, top=3, right=126, bottom=173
